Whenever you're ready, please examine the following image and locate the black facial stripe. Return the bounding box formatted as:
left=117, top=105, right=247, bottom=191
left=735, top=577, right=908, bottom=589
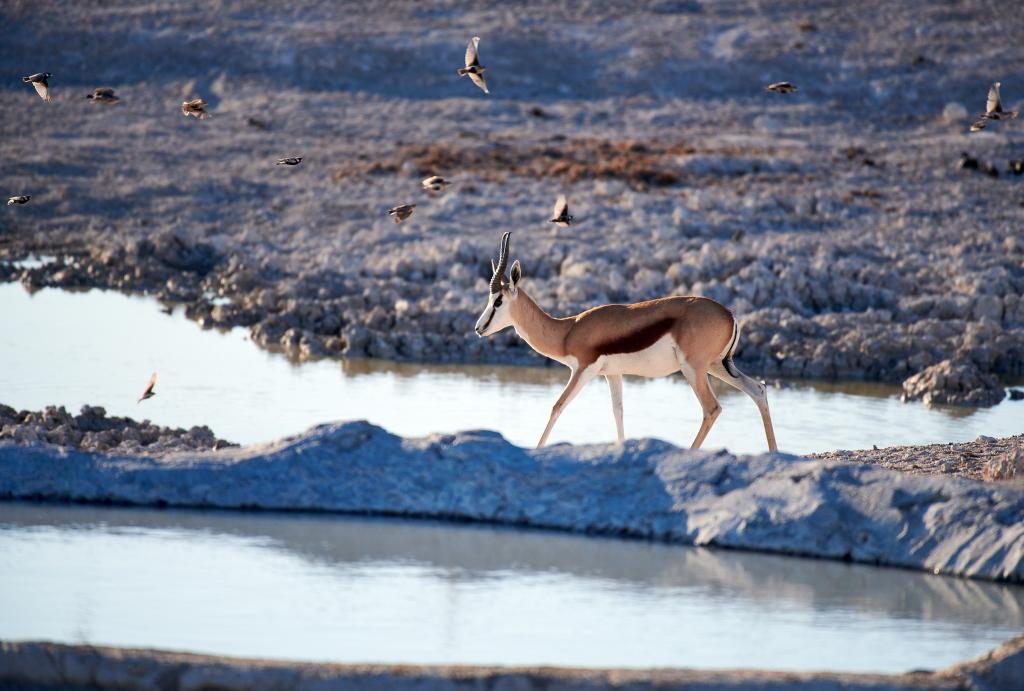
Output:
left=480, top=303, right=498, bottom=332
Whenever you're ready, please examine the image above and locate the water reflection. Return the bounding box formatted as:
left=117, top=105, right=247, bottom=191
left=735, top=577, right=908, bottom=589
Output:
left=1, top=502, right=1020, bottom=671
left=0, top=282, right=1020, bottom=454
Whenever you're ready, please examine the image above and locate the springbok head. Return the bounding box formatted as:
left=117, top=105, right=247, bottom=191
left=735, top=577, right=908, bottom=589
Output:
left=474, top=231, right=522, bottom=337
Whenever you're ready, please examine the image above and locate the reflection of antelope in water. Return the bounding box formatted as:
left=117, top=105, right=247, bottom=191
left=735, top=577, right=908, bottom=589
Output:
left=474, top=233, right=778, bottom=451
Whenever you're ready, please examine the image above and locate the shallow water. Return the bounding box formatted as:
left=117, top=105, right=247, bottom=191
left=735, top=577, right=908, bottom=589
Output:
left=0, top=282, right=1021, bottom=454
left=1, top=502, right=1020, bottom=672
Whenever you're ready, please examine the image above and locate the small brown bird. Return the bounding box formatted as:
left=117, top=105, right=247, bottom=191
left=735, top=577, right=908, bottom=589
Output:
left=86, top=87, right=120, bottom=104
left=181, top=98, right=209, bottom=119
left=421, top=175, right=451, bottom=193
left=276, top=157, right=303, bottom=166
left=388, top=204, right=416, bottom=224
left=457, top=37, right=489, bottom=94
left=971, top=82, right=1019, bottom=132
left=766, top=82, right=798, bottom=94
left=22, top=73, right=52, bottom=102
left=137, top=372, right=157, bottom=403
left=6, top=196, right=31, bottom=206
left=549, top=194, right=574, bottom=227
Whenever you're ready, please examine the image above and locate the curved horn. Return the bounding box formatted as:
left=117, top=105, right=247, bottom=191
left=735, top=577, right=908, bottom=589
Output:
left=489, top=231, right=511, bottom=294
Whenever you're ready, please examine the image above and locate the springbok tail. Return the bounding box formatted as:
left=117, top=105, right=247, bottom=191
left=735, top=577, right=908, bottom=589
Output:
left=722, top=319, right=741, bottom=378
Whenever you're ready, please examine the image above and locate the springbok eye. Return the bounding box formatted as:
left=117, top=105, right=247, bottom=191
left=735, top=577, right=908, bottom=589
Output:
left=494, top=296, right=503, bottom=307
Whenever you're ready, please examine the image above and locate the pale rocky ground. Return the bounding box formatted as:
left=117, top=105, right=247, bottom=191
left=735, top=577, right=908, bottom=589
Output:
left=0, top=404, right=236, bottom=454
left=1, top=0, right=1023, bottom=406
left=2, top=421, right=1022, bottom=582
left=813, top=432, right=1024, bottom=482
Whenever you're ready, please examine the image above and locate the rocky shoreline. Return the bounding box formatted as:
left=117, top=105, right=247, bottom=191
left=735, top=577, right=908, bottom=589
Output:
left=2, top=420, right=1022, bottom=582
left=0, top=404, right=236, bottom=455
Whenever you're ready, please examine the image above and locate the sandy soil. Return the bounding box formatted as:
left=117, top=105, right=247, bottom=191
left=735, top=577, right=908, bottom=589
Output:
left=812, top=433, right=1024, bottom=482
left=1, top=1, right=1022, bottom=402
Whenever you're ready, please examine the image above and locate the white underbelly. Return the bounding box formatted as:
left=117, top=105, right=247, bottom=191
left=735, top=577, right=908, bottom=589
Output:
left=597, top=335, right=680, bottom=378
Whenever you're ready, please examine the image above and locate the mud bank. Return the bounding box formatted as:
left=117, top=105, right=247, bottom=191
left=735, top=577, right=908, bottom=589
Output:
left=2, top=637, right=1023, bottom=691
left=2, top=1, right=1023, bottom=406
left=1, top=421, right=1022, bottom=582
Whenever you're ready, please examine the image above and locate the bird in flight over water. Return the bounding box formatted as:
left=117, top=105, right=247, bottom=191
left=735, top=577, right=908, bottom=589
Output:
left=137, top=372, right=157, bottom=403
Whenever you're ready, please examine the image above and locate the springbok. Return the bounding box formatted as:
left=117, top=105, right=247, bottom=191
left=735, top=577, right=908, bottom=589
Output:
left=474, top=232, right=778, bottom=451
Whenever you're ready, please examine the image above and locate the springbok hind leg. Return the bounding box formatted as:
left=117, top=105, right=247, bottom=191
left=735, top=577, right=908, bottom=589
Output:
left=537, top=366, right=599, bottom=448
left=676, top=355, right=721, bottom=450
left=709, top=362, right=778, bottom=451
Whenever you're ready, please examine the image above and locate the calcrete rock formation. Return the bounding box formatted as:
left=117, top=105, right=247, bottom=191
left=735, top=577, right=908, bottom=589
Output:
left=0, top=404, right=235, bottom=454
left=1, top=421, right=1022, bottom=582
left=901, top=359, right=1006, bottom=407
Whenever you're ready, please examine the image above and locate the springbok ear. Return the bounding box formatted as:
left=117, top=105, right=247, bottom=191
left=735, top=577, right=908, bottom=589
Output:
left=509, top=260, right=522, bottom=289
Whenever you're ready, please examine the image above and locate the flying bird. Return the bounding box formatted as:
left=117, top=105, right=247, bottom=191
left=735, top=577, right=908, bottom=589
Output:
left=971, top=82, right=1019, bottom=132
left=22, top=73, right=52, bottom=102
left=457, top=37, right=489, bottom=94
left=276, top=157, right=303, bottom=166
left=86, top=87, right=120, bottom=104
left=549, top=194, right=574, bottom=227
left=765, top=82, right=798, bottom=94
left=421, top=175, right=451, bottom=193
left=388, top=204, right=416, bottom=224
left=137, top=372, right=157, bottom=403
left=181, top=98, right=209, bottom=119
left=6, top=196, right=31, bottom=206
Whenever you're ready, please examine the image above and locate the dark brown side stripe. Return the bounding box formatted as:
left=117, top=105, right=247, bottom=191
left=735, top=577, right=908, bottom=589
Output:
left=593, top=317, right=674, bottom=356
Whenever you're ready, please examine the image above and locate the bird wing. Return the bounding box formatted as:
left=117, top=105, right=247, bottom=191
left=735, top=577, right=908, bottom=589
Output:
left=138, top=372, right=157, bottom=400
left=32, top=81, right=51, bottom=102
left=465, top=36, right=481, bottom=68
left=422, top=176, right=439, bottom=187
left=987, top=83, right=1002, bottom=115
left=552, top=194, right=567, bottom=219
left=469, top=72, right=490, bottom=94
left=95, top=87, right=115, bottom=98
left=969, top=118, right=987, bottom=132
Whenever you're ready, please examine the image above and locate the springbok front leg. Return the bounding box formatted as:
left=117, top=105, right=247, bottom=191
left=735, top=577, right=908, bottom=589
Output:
left=676, top=354, right=721, bottom=450
left=605, top=374, right=624, bottom=443
left=709, top=362, right=778, bottom=451
left=537, top=365, right=599, bottom=448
